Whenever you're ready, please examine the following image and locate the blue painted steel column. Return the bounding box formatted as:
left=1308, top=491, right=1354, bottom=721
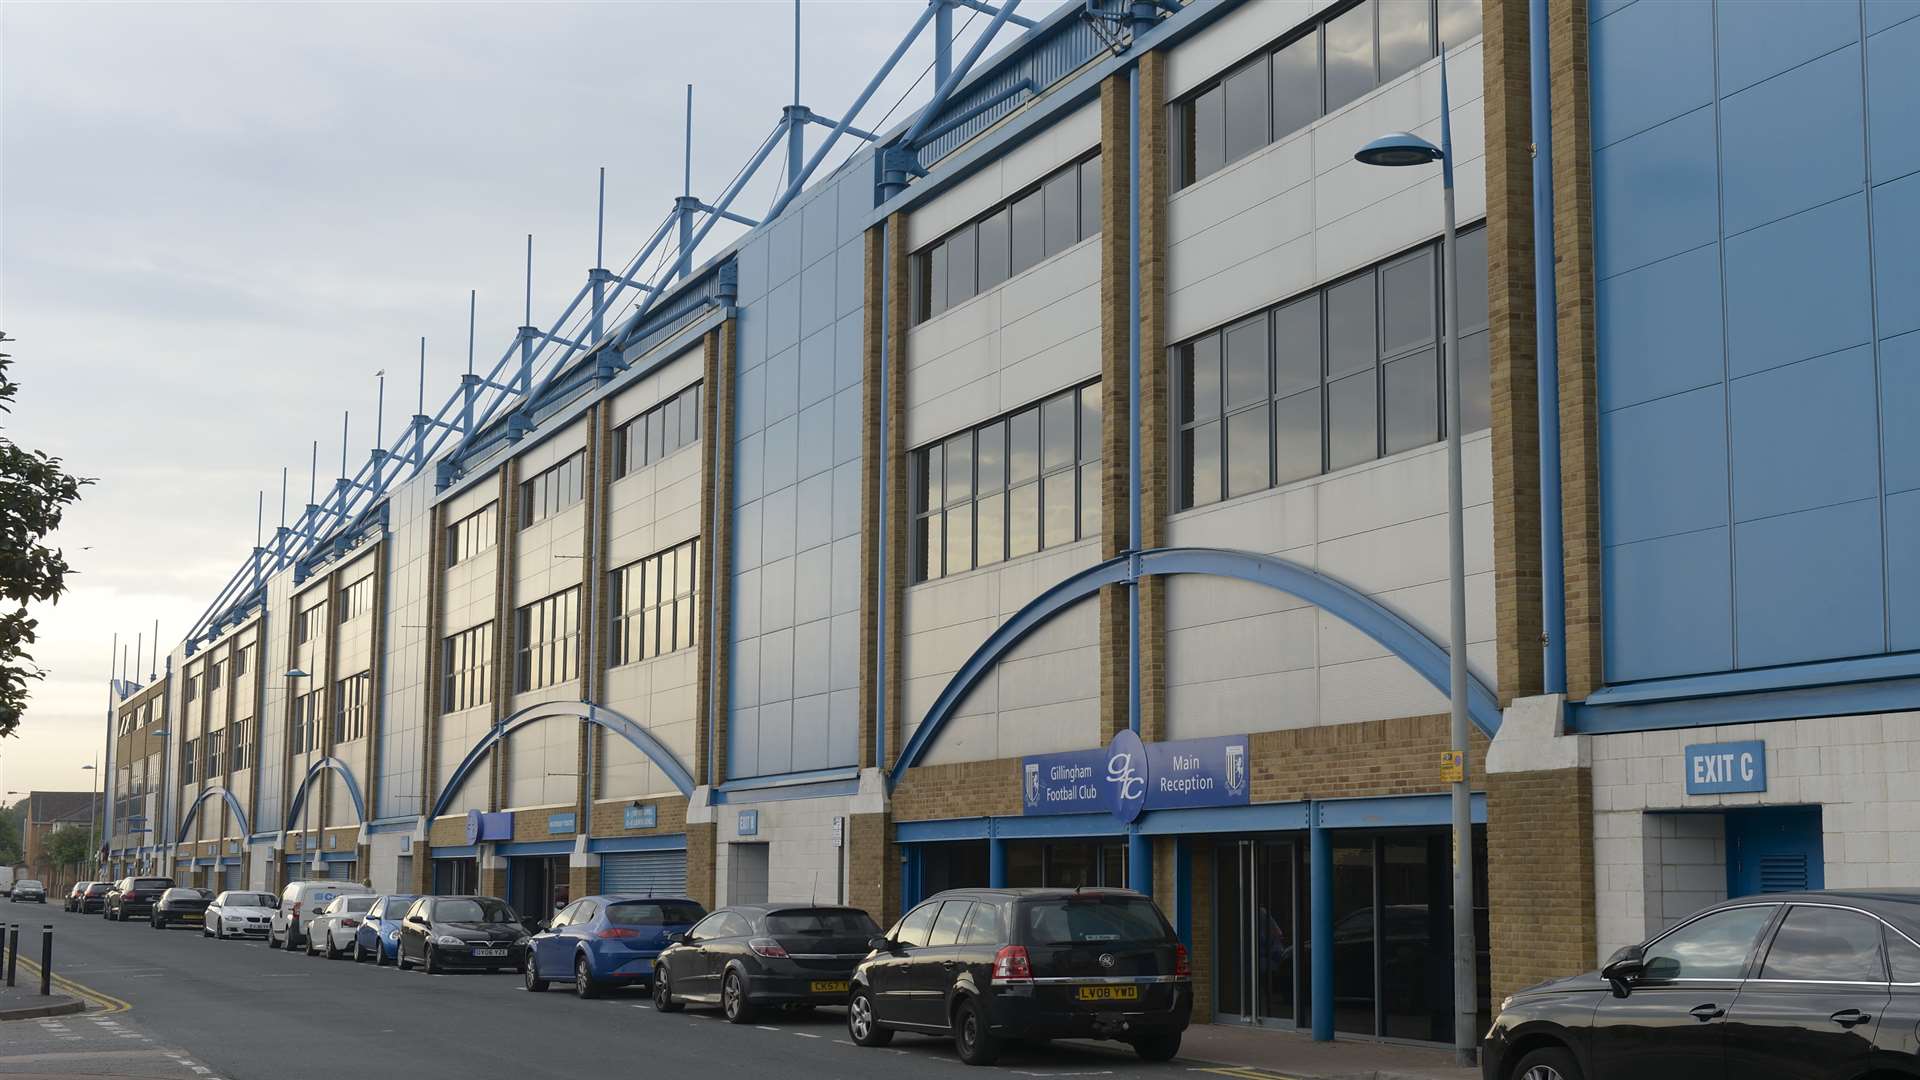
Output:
left=933, top=0, right=953, bottom=89
left=903, top=845, right=923, bottom=909
left=988, top=833, right=1008, bottom=887
left=1123, top=55, right=1153, bottom=904
left=1531, top=0, right=1565, bottom=695
left=875, top=216, right=890, bottom=771
left=1309, top=812, right=1333, bottom=1040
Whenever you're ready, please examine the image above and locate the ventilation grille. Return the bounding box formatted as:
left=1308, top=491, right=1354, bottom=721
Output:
left=1758, top=854, right=1810, bottom=893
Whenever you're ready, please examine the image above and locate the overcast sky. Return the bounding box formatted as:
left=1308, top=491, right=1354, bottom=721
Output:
left=0, top=0, right=1068, bottom=802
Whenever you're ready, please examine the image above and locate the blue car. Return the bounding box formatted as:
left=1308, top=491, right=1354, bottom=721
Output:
left=525, top=895, right=705, bottom=998
left=352, top=893, right=419, bottom=966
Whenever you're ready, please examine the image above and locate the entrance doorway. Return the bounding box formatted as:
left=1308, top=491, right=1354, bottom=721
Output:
left=509, top=855, right=569, bottom=924
left=433, top=857, right=478, bottom=895
left=1216, top=839, right=1304, bottom=1027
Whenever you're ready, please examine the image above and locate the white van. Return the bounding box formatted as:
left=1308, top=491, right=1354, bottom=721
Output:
left=271, top=879, right=372, bottom=951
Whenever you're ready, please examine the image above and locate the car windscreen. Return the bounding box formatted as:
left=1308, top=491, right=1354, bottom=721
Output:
left=434, top=898, right=516, bottom=923
left=763, top=909, right=881, bottom=936
left=606, top=901, right=704, bottom=927
left=1020, top=896, right=1170, bottom=945
left=133, top=879, right=174, bottom=890
left=17, top=881, right=42, bottom=888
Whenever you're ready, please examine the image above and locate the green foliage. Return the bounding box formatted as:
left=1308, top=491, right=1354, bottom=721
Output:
left=0, top=802, right=21, bottom=864
left=0, top=332, right=92, bottom=739
left=43, top=822, right=97, bottom=868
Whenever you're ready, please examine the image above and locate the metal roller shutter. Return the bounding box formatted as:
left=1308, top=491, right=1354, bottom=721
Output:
left=599, top=851, right=687, bottom=896
left=325, top=861, right=356, bottom=881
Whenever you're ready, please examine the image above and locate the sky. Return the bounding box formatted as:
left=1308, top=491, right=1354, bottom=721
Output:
left=0, top=0, right=1068, bottom=803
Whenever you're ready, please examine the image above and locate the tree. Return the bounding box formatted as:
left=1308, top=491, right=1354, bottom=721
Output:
left=44, top=822, right=96, bottom=870
left=0, top=802, right=21, bottom=864
left=0, top=332, right=91, bottom=739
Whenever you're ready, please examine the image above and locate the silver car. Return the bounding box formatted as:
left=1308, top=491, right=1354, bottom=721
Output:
left=204, top=891, right=278, bottom=939
left=307, top=894, right=378, bottom=959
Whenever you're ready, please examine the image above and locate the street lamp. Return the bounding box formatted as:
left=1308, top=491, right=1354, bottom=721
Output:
left=82, top=759, right=98, bottom=882
left=1355, top=45, right=1476, bottom=1068
left=286, top=669, right=313, bottom=882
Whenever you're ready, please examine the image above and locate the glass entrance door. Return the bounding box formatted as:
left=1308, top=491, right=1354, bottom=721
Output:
left=1215, top=839, right=1303, bottom=1026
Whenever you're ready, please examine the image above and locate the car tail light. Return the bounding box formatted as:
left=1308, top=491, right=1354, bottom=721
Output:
left=748, top=937, right=788, bottom=958
left=1174, top=944, right=1190, bottom=978
left=596, top=927, right=641, bottom=940
left=342, top=918, right=360, bottom=928
left=991, top=945, right=1032, bottom=982
left=291, top=903, right=301, bottom=919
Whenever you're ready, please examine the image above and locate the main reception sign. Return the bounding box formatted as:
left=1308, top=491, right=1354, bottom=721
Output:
left=1022, top=732, right=1250, bottom=821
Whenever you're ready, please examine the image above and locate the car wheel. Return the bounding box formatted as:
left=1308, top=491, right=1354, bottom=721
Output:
left=953, top=998, right=1000, bottom=1067
left=353, top=938, right=367, bottom=963
left=721, top=971, right=753, bottom=1024
left=423, top=946, right=438, bottom=975
left=1132, top=1030, right=1181, bottom=1062
left=524, top=959, right=549, bottom=993
left=846, top=988, right=893, bottom=1047
left=1513, top=1046, right=1583, bottom=1080
left=395, top=946, right=410, bottom=971
left=268, top=928, right=281, bottom=949
left=325, top=934, right=341, bottom=960
left=376, top=942, right=391, bottom=968
left=574, top=955, right=601, bottom=999
left=652, top=967, right=684, bottom=1012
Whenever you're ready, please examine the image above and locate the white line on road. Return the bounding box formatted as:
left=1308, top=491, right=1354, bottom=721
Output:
left=792, top=1031, right=822, bottom=1039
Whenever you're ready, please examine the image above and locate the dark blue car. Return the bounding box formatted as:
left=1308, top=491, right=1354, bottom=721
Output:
left=525, top=895, right=705, bottom=998
left=352, top=893, right=419, bottom=965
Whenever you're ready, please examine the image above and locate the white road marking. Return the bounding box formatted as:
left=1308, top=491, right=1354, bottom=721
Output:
left=793, top=1031, right=822, bottom=1039
left=756, top=1025, right=781, bottom=1031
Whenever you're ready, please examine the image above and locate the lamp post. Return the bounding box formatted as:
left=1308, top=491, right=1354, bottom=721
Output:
left=1354, top=46, right=1476, bottom=1067
left=286, top=669, right=312, bottom=882
left=82, top=759, right=98, bottom=881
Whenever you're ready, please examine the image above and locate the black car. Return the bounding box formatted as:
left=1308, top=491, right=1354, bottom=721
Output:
left=9, top=879, right=48, bottom=903
left=105, top=876, right=176, bottom=921
left=150, top=887, right=213, bottom=929
left=78, top=881, right=113, bottom=914
left=847, top=888, right=1191, bottom=1066
left=1483, top=889, right=1920, bottom=1080
left=652, top=904, right=880, bottom=1022
left=394, top=895, right=530, bottom=974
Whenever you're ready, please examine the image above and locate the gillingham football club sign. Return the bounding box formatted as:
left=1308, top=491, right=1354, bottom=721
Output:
left=1021, top=731, right=1250, bottom=819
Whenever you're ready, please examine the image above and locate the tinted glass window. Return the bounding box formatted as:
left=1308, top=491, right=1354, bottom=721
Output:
left=1324, top=0, right=1377, bottom=112
left=689, top=913, right=729, bottom=942
left=1381, top=250, right=1435, bottom=355
left=1439, top=0, right=1482, bottom=45
left=549, top=901, right=581, bottom=930
left=947, top=224, right=976, bottom=309
left=1224, top=314, right=1269, bottom=410
left=1190, top=82, right=1225, bottom=182
left=1379, top=0, right=1433, bottom=84
left=1009, top=190, right=1044, bottom=275
left=1021, top=896, right=1170, bottom=945
left=608, top=901, right=705, bottom=927
left=225, top=892, right=275, bottom=907
left=959, top=902, right=1006, bottom=946
left=342, top=897, right=375, bottom=914
left=1889, top=929, right=1920, bottom=983
left=977, top=209, right=1011, bottom=293
left=1327, top=369, right=1377, bottom=469
left=1272, top=29, right=1321, bottom=139
left=433, top=898, right=517, bottom=924
left=1079, top=156, right=1101, bottom=240
left=893, top=903, right=940, bottom=949
left=926, top=243, right=948, bottom=319
left=1383, top=349, right=1438, bottom=453
left=1223, top=56, right=1269, bottom=165
left=134, top=878, right=174, bottom=890
left=1326, top=274, right=1377, bottom=377
left=1760, top=907, right=1887, bottom=983
left=763, top=909, right=880, bottom=936
left=1644, top=905, right=1776, bottom=981
left=1043, top=170, right=1079, bottom=258
left=928, top=902, right=972, bottom=947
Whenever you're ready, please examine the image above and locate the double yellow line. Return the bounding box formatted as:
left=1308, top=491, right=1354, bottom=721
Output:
left=9, top=956, right=132, bottom=1014
left=1198, top=1068, right=1304, bottom=1080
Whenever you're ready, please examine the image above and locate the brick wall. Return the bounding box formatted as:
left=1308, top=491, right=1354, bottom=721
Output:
left=1187, top=839, right=1215, bottom=1022
left=510, top=805, right=576, bottom=842
left=1098, top=71, right=1132, bottom=745
left=1486, top=767, right=1596, bottom=1002
left=882, top=214, right=910, bottom=771
left=586, top=796, right=688, bottom=837
left=847, top=812, right=897, bottom=927
left=1247, top=717, right=1489, bottom=803
left=890, top=759, right=1023, bottom=822
left=1138, top=48, right=1171, bottom=745
left=698, top=325, right=733, bottom=785
left=859, top=225, right=885, bottom=771
left=685, top=821, right=717, bottom=909
left=429, top=815, right=466, bottom=848
left=568, top=863, right=599, bottom=901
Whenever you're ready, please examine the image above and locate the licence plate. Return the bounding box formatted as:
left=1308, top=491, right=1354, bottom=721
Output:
left=810, top=980, right=849, bottom=994
left=473, top=948, right=509, bottom=957
left=1075, top=985, right=1140, bottom=1002
left=180, top=914, right=203, bottom=922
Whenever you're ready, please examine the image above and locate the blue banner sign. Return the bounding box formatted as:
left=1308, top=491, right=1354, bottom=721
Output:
left=464, top=809, right=513, bottom=844
left=548, top=812, right=577, bottom=835
left=624, top=803, right=657, bottom=830
left=1684, top=740, right=1767, bottom=795
left=1022, top=733, right=1251, bottom=819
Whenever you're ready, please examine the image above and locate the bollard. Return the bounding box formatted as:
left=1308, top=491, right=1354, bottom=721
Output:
left=0, top=922, right=10, bottom=978
left=5, top=924, right=16, bottom=988
left=41, top=925, right=53, bottom=996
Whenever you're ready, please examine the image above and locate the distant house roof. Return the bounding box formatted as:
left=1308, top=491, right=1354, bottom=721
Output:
left=24, top=791, right=103, bottom=826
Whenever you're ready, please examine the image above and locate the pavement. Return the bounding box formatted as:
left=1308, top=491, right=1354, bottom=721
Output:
left=1, top=907, right=1485, bottom=1080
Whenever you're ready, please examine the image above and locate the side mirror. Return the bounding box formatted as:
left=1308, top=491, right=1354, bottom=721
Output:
left=868, top=935, right=895, bottom=953
left=531, top=920, right=549, bottom=933
left=1601, top=944, right=1646, bottom=998
left=667, top=932, right=689, bottom=945
left=408, top=916, right=427, bottom=926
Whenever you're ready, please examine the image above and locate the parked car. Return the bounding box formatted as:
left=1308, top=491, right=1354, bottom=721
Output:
left=308, top=894, right=377, bottom=959
left=78, top=881, right=113, bottom=914
left=104, top=877, right=176, bottom=921
left=1482, top=889, right=1920, bottom=1080
left=270, top=880, right=371, bottom=951
left=395, top=895, right=530, bottom=974
left=653, top=904, right=879, bottom=1023
left=204, top=891, right=278, bottom=939
left=846, top=888, right=1191, bottom=1066
left=10, top=879, right=47, bottom=903
left=149, top=887, right=212, bottom=929
left=65, top=882, right=94, bottom=911
left=352, top=894, right=419, bottom=965
left=525, top=895, right=705, bottom=997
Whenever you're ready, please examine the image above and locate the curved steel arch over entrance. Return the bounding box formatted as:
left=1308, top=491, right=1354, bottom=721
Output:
left=889, top=546, right=1501, bottom=786
left=427, top=701, right=696, bottom=821
left=283, top=756, right=368, bottom=832
left=175, top=784, right=252, bottom=844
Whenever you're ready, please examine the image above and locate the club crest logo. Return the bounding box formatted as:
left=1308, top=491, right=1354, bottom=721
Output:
left=1225, top=742, right=1247, bottom=796
left=1105, top=729, right=1148, bottom=823
left=1024, top=762, right=1041, bottom=807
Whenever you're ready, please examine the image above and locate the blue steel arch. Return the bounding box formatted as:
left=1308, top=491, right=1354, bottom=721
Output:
left=427, top=701, right=695, bottom=820
left=889, top=546, right=1502, bottom=786
left=283, top=756, right=368, bottom=831
left=175, top=784, right=252, bottom=844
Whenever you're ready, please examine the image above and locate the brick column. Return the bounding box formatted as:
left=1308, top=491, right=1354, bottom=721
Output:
left=567, top=862, right=599, bottom=901
left=1097, top=72, right=1132, bottom=745
left=408, top=842, right=433, bottom=893
left=1137, top=49, right=1171, bottom=744
left=847, top=812, right=898, bottom=928
left=859, top=225, right=885, bottom=770
left=480, top=861, right=508, bottom=901
left=422, top=499, right=447, bottom=833
left=699, top=323, right=736, bottom=787
left=881, top=214, right=910, bottom=771
left=685, top=821, right=718, bottom=910
left=491, top=464, right=519, bottom=811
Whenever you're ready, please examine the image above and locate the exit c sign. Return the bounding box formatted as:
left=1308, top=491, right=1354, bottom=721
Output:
left=1684, top=740, right=1767, bottom=795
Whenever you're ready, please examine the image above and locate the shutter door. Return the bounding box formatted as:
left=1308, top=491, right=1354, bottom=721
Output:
left=325, top=861, right=357, bottom=881
left=599, top=851, right=687, bottom=896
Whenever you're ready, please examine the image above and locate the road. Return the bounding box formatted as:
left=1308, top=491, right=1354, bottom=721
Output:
left=2, top=907, right=1227, bottom=1080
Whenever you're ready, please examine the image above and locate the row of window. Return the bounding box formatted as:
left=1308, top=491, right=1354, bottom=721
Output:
left=516, top=586, right=582, bottom=693
left=228, top=722, right=252, bottom=773
left=296, top=602, right=329, bottom=646
left=442, top=622, right=494, bottom=714
left=1176, top=0, right=1483, bottom=187
left=1175, top=226, right=1489, bottom=509
left=522, top=451, right=587, bottom=528
left=912, top=153, right=1101, bottom=324
left=179, top=646, right=253, bottom=708
left=335, top=671, right=370, bottom=742
left=614, top=382, right=702, bottom=478
left=610, top=538, right=701, bottom=666
left=291, top=686, right=328, bottom=755
left=176, top=722, right=256, bottom=783
left=913, top=382, right=1101, bottom=583
left=446, top=502, right=498, bottom=568
left=339, top=575, right=374, bottom=623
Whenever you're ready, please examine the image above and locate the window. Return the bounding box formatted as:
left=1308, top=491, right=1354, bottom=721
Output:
left=614, top=382, right=703, bottom=477
left=520, top=450, right=586, bottom=528
left=1642, top=905, right=1777, bottom=981
left=297, top=602, right=328, bottom=646
left=204, top=730, right=223, bottom=779
left=185, top=675, right=199, bottom=702
left=610, top=538, right=701, bottom=665
left=913, top=382, right=1100, bottom=582
left=445, top=503, right=498, bottom=567
left=959, top=902, right=1005, bottom=946
left=233, top=645, right=249, bottom=678
left=181, top=738, right=197, bottom=783
left=228, top=722, right=253, bottom=773
left=1758, top=906, right=1888, bottom=983
left=891, top=902, right=940, bottom=949
left=207, top=662, right=223, bottom=692
left=338, top=575, right=374, bottom=623
left=290, top=686, right=328, bottom=754
left=1174, top=224, right=1489, bottom=509
left=1890, top=929, right=1920, bottom=983
left=928, top=901, right=972, bottom=948
left=334, top=671, right=371, bottom=742
left=1175, top=0, right=1483, bottom=187
left=516, top=587, right=581, bottom=692
left=442, top=622, right=494, bottom=713
left=913, top=153, right=1102, bottom=323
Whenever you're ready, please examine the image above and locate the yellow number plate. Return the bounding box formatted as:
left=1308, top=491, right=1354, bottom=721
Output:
left=1075, top=985, right=1140, bottom=1002
left=810, top=980, right=849, bottom=994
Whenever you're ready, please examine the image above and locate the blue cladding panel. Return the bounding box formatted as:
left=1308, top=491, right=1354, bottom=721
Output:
left=1590, top=0, right=1714, bottom=149
left=1866, top=0, right=1920, bottom=35
left=1604, top=528, right=1735, bottom=682
left=1874, top=173, right=1920, bottom=340
left=1724, top=196, right=1874, bottom=379
left=1600, top=385, right=1729, bottom=547
left=1889, top=490, right=1920, bottom=651
left=1729, top=345, right=1881, bottom=522
left=1594, top=108, right=1720, bottom=278
left=1718, top=46, right=1865, bottom=235
left=1592, top=0, right=1640, bottom=21
left=1716, top=0, right=1859, bottom=95
left=1597, top=244, right=1724, bottom=411
left=1735, top=498, right=1886, bottom=667
left=1868, top=17, right=1920, bottom=183
left=1885, top=331, right=1920, bottom=495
